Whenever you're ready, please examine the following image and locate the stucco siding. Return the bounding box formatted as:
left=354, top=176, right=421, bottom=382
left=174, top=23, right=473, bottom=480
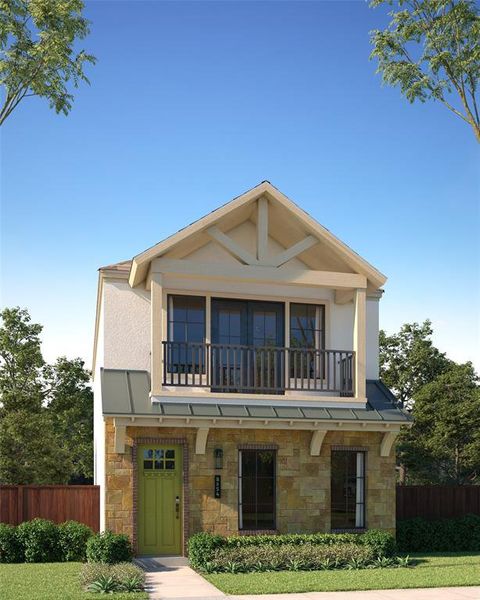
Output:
left=103, top=279, right=151, bottom=371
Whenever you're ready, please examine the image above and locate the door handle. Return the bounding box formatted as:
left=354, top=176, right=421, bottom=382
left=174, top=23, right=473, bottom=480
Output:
left=175, top=495, right=180, bottom=519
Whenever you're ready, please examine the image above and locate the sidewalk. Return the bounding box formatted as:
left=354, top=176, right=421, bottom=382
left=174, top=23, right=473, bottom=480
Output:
left=135, top=557, right=480, bottom=600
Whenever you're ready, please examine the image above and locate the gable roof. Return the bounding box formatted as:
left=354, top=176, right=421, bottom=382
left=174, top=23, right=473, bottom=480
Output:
left=128, top=181, right=387, bottom=289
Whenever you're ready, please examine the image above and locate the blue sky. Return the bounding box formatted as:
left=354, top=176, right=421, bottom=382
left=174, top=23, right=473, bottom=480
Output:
left=1, top=0, right=479, bottom=370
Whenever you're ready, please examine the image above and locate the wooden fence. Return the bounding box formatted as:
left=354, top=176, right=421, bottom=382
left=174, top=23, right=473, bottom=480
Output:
left=0, top=485, right=100, bottom=531
left=397, top=485, right=480, bottom=520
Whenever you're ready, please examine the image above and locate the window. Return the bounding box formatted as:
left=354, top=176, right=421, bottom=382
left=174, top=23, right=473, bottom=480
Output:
left=331, top=450, right=365, bottom=529
left=290, top=303, right=325, bottom=379
left=143, top=448, right=176, bottom=471
left=167, top=295, right=205, bottom=373
left=290, top=303, right=325, bottom=349
left=239, top=449, right=276, bottom=530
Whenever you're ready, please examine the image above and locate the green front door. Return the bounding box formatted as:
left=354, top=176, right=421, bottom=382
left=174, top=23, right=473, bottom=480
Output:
left=137, top=444, right=183, bottom=555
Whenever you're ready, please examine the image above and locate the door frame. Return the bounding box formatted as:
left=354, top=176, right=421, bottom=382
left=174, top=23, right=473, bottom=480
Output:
left=132, top=437, right=189, bottom=556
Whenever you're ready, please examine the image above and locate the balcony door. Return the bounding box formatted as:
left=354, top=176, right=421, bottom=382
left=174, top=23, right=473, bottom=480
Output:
left=211, top=299, right=284, bottom=393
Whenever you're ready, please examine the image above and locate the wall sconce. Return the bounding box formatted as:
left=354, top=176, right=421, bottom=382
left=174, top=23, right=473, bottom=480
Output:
left=214, top=448, right=223, bottom=470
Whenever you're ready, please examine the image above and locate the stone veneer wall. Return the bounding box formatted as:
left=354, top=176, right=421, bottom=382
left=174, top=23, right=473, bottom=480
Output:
left=104, top=418, right=396, bottom=552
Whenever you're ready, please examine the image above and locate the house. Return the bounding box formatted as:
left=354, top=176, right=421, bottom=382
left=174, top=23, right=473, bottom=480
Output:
left=93, top=181, right=411, bottom=556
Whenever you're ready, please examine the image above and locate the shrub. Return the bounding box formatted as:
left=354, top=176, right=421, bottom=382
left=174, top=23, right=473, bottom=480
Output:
left=397, top=514, right=480, bottom=552
left=188, top=532, right=224, bottom=569
left=360, top=529, right=396, bottom=557
left=58, top=521, right=94, bottom=562
left=80, top=561, right=145, bottom=592
left=86, top=531, right=133, bottom=564
left=207, top=543, right=375, bottom=573
left=0, top=523, right=23, bottom=563
left=17, top=519, right=61, bottom=563
left=188, top=530, right=396, bottom=571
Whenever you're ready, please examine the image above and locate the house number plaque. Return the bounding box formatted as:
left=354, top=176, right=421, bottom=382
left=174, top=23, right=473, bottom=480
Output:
left=214, top=475, right=221, bottom=498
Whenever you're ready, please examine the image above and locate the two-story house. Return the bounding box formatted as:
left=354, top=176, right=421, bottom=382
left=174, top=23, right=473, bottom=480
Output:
left=93, top=182, right=410, bottom=556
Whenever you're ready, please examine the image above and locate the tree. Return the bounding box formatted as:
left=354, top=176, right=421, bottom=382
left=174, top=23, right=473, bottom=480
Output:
left=0, top=410, right=73, bottom=484
left=0, top=0, right=96, bottom=126
left=370, top=0, right=480, bottom=142
left=46, top=357, right=93, bottom=482
left=0, top=307, right=93, bottom=484
left=379, top=320, right=451, bottom=407
left=398, top=363, right=480, bottom=484
left=0, top=306, right=44, bottom=413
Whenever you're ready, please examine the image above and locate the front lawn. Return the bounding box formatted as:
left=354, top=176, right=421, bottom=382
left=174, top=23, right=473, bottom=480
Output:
left=204, top=553, right=480, bottom=594
left=0, top=562, right=148, bottom=600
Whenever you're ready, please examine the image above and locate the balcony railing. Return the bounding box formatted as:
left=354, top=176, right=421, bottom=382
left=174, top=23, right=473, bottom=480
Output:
left=162, top=341, right=355, bottom=395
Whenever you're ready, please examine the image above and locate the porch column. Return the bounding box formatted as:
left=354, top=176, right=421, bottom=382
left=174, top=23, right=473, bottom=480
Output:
left=151, top=273, right=163, bottom=395
left=353, top=287, right=366, bottom=399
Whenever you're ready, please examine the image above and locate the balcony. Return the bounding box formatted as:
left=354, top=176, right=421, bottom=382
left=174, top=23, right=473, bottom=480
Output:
left=162, top=341, right=355, bottom=395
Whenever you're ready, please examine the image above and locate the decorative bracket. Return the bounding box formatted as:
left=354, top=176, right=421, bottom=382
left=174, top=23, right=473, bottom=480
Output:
left=310, top=430, right=327, bottom=456
left=113, top=419, right=126, bottom=454
left=195, top=427, right=209, bottom=454
left=380, top=431, right=399, bottom=457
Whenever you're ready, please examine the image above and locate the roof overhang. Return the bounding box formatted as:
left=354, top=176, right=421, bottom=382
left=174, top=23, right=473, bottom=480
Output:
left=128, top=181, right=387, bottom=289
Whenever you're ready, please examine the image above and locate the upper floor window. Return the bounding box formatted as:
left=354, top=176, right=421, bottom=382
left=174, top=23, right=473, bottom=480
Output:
left=290, top=303, right=325, bottom=350
left=168, top=295, right=205, bottom=344
left=167, top=295, right=205, bottom=374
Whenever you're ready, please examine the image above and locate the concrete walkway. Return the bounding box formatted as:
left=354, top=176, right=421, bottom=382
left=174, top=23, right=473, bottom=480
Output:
left=135, top=558, right=480, bottom=600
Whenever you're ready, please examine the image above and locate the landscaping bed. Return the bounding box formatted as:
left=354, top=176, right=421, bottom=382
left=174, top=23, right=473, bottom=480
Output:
left=204, top=553, right=480, bottom=594
left=0, top=562, right=148, bottom=600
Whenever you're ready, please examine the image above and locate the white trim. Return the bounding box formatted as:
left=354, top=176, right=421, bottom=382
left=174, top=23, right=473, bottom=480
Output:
left=151, top=394, right=366, bottom=409
left=195, top=427, right=209, bottom=454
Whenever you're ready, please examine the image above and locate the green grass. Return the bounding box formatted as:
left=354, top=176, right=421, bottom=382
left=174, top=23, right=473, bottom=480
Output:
left=0, top=562, right=148, bottom=600
left=204, top=553, right=480, bottom=595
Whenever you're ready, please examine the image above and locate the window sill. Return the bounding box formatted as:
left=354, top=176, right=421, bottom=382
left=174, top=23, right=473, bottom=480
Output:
left=331, top=528, right=366, bottom=534
left=238, top=529, right=278, bottom=536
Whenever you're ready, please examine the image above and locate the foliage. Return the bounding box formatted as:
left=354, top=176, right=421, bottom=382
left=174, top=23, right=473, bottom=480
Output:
left=58, top=521, right=93, bottom=562
left=0, top=0, right=96, bottom=125
left=379, top=320, right=451, bottom=408
left=0, top=523, right=23, bottom=563
left=0, top=409, right=73, bottom=484
left=0, top=307, right=44, bottom=413
left=81, top=562, right=145, bottom=593
left=16, top=519, right=61, bottom=563
left=188, top=531, right=396, bottom=572
left=87, top=574, right=119, bottom=594
left=405, top=363, right=480, bottom=484
left=0, top=307, right=93, bottom=484
left=360, top=529, right=397, bottom=558
left=379, top=320, right=480, bottom=484
left=86, top=531, right=133, bottom=564
left=205, top=543, right=375, bottom=573
left=188, top=532, right=224, bottom=569
left=204, top=553, right=480, bottom=594
left=46, top=357, right=93, bottom=482
left=397, top=514, right=480, bottom=552
left=370, top=0, right=480, bottom=142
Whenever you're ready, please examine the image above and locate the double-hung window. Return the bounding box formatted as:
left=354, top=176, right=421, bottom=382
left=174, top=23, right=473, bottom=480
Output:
left=331, top=450, right=366, bottom=529
left=238, top=449, right=276, bottom=530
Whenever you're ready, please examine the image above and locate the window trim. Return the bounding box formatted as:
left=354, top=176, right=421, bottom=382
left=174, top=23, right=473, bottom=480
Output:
left=330, top=448, right=366, bottom=531
left=238, top=448, right=277, bottom=532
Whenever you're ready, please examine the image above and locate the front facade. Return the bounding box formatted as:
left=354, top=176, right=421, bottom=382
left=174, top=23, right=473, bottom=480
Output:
left=93, top=182, right=410, bottom=555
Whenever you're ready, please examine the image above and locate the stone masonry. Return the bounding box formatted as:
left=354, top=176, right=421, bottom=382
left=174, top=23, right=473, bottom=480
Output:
left=104, top=418, right=396, bottom=553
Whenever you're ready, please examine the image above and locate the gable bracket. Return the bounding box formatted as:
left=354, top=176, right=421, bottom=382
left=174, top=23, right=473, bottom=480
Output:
left=195, top=427, right=210, bottom=454
left=207, top=226, right=258, bottom=265
left=380, top=431, right=399, bottom=457
left=310, top=430, right=328, bottom=456
left=113, top=419, right=126, bottom=454
left=269, top=235, right=318, bottom=268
